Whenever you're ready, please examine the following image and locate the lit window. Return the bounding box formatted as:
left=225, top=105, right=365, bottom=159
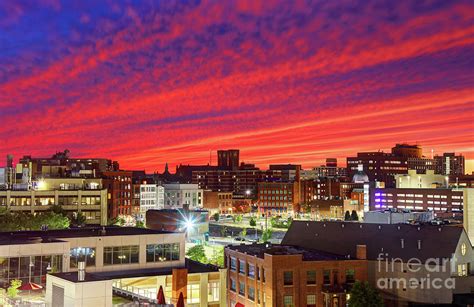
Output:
left=187, top=284, right=200, bottom=303
left=283, top=295, right=293, bottom=306
left=208, top=281, right=219, bottom=302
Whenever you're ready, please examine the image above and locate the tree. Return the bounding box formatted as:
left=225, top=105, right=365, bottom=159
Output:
left=71, top=212, right=86, bottom=227
left=351, top=210, right=359, bottom=221
left=348, top=281, right=383, bottom=307
left=7, top=279, right=21, bottom=298
left=220, top=226, right=228, bottom=237
left=240, top=227, right=247, bottom=238
left=249, top=217, right=256, bottom=227
left=213, top=212, right=220, bottom=222
left=235, top=214, right=243, bottom=224
left=186, top=245, right=207, bottom=263
left=135, top=220, right=145, bottom=228
left=260, top=229, right=273, bottom=242
left=209, top=246, right=225, bottom=267
left=345, top=211, right=351, bottom=221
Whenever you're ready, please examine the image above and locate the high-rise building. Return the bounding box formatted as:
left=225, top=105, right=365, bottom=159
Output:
left=391, top=143, right=423, bottom=158
left=217, top=149, right=240, bottom=170
left=102, top=170, right=134, bottom=218
left=435, top=152, right=465, bottom=176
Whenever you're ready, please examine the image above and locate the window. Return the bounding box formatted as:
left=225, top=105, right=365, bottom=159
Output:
left=103, top=245, right=139, bottom=265
left=239, top=281, right=245, bottom=296
left=257, top=266, right=260, bottom=280
left=283, top=295, right=293, bottom=307
left=346, top=269, right=355, bottom=283
left=146, top=243, right=180, bottom=262
left=323, top=270, right=331, bottom=285
left=70, top=247, right=96, bottom=268
left=208, top=281, right=219, bottom=302
left=187, top=284, right=200, bottom=304
left=248, top=285, right=255, bottom=301
left=248, top=264, right=255, bottom=278
left=239, top=260, right=245, bottom=274
left=230, top=278, right=236, bottom=292
left=307, top=270, right=316, bottom=285
left=230, top=257, right=237, bottom=271
left=307, top=294, right=316, bottom=306
left=263, top=268, right=266, bottom=282
left=457, top=264, right=468, bottom=277
left=283, top=271, right=293, bottom=286
left=461, top=243, right=467, bottom=256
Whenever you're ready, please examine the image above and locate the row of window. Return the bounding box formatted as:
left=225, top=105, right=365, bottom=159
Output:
left=69, top=244, right=180, bottom=267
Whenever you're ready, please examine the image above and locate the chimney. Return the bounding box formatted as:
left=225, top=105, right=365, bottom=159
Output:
left=417, top=240, right=422, bottom=250
left=78, top=261, right=85, bottom=281
left=356, top=245, right=367, bottom=260
left=400, top=238, right=405, bottom=249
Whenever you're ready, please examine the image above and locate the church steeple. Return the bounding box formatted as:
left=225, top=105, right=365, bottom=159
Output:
left=164, top=162, right=169, bottom=174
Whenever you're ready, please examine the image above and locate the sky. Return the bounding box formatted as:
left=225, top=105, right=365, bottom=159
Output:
left=0, top=0, right=473, bottom=172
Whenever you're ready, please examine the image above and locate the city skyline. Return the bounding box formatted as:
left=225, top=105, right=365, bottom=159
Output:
left=1, top=1, right=473, bottom=172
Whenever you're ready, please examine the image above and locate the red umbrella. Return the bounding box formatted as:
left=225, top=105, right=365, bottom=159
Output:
left=176, top=292, right=185, bottom=307
left=157, top=285, right=166, bottom=304
left=19, top=282, right=43, bottom=291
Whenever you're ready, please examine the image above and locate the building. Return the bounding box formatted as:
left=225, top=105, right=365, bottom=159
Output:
left=257, top=181, right=300, bottom=215
left=146, top=209, right=209, bottom=243
left=283, top=221, right=474, bottom=305
left=363, top=209, right=434, bottom=224
left=138, top=183, right=165, bottom=220
left=102, top=171, right=133, bottom=218
left=17, top=150, right=118, bottom=179
left=395, top=170, right=447, bottom=188
left=464, top=188, right=474, bottom=246
left=391, top=143, right=423, bottom=158
left=369, top=187, right=464, bottom=218
left=306, top=199, right=345, bottom=220
left=225, top=243, right=368, bottom=307
left=0, top=227, right=226, bottom=306
left=163, top=183, right=203, bottom=209
left=269, top=164, right=301, bottom=182
left=0, top=178, right=108, bottom=225
left=435, top=152, right=465, bottom=176
left=217, top=149, right=240, bottom=170
left=203, top=190, right=233, bottom=214
left=193, top=167, right=283, bottom=196
left=301, top=159, right=347, bottom=179
left=347, top=152, right=408, bottom=187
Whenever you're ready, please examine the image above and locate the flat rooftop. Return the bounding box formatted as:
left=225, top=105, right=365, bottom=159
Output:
left=226, top=243, right=347, bottom=261
left=50, top=259, right=219, bottom=283
left=0, top=226, right=172, bottom=245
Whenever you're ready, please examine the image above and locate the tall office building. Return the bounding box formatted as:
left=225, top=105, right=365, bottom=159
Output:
left=435, top=152, right=465, bottom=176
left=217, top=149, right=240, bottom=170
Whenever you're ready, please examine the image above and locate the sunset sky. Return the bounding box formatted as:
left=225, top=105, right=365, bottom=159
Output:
left=0, top=0, right=473, bottom=172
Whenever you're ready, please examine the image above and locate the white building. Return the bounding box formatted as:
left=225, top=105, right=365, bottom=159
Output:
left=163, top=183, right=203, bottom=210
left=395, top=169, right=447, bottom=189
left=138, top=184, right=165, bottom=220
left=0, top=227, right=226, bottom=306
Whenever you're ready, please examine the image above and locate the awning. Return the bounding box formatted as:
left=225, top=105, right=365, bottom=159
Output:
left=19, top=282, right=43, bottom=291
left=235, top=303, right=245, bottom=307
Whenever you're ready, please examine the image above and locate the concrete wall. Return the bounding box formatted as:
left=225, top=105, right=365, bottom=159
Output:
left=45, top=275, right=113, bottom=307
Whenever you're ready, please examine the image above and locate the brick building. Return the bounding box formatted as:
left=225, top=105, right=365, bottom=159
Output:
left=257, top=181, right=300, bottom=214
left=102, top=170, right=133, bottom=218
left=225, top=243, right=368, bottom=307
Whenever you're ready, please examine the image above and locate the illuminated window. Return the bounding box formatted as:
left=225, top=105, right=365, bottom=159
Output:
left=208, top=281, right=219, bottom=302
left=283, top=295, right=293, bottom=306
left=187, top=284, right=200, bottom=303
left=461, top=243, right=467, bottom=256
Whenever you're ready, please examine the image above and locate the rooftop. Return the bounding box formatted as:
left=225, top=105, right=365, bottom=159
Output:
left=50, top=259, right=218, bottom=283
left=282, top=221, right=467, bottom=262
left=0, top=226, right=172, bottom=245
left=226, top=243, right=347, bottom=261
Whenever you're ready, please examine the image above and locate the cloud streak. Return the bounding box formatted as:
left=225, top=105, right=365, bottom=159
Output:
left=0, top=0, right=473, bottom=171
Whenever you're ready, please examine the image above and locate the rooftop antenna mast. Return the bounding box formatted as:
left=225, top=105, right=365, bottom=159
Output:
left=209, top=149, right=212, bottom=165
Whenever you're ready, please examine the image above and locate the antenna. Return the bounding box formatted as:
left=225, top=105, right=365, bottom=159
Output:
left=209, top=149, right=212, bottom=165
